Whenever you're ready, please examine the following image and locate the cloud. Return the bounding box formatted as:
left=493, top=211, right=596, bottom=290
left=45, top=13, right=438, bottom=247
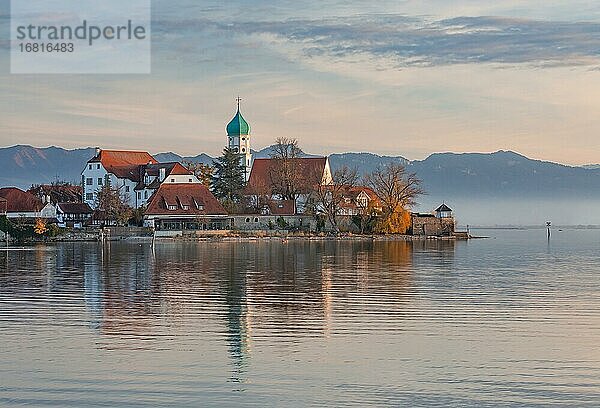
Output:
left=216, top=15, right=600, bottom=68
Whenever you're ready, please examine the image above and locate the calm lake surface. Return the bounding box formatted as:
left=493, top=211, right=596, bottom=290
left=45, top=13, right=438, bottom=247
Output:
left=1, top=229, right=599, bottom=407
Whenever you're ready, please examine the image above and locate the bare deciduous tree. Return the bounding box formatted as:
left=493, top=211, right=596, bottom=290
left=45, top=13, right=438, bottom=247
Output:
left=183, top=161, right=213, bottom=187
left=308, top=166, right=359, bottom=233
left=365, top=163, right=423, bottom=234
left=268, top=137, right=307, bottom=201
left=95, top=185, right=132, bottom=225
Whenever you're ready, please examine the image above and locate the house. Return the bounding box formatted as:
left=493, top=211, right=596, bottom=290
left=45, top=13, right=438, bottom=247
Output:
left=435, top=203, right=453, bottom=219
left=336, top=186, right=381, bottom=216
left=0, top=187, right=56, bottom=220
left=133, top=162, right=199, bottom=207
left=56, top=202, right=93, bottom=228
left=246, top=157, right=333, bottom=213
left=82, top=148, right=200, bottom=209
left=144, top=183, right=229, bottom=232
left=411, top=204, right=455, bottom=236
left=262, top=199, right=296, bottom=216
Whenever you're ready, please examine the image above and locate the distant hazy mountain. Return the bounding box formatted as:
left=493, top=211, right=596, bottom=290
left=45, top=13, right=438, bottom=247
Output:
left=0, top=145, right=95, bottom=188
left=154, top=152, right=214, bottom=166
left=329, top=152, right=409, bottom=176
left=1, top=144, right=599, bottom=225
left=409, top=150, right=600, bottom=199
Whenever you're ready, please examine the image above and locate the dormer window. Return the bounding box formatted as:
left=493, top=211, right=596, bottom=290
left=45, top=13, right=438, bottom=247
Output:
left=182, top=205, right=189, bottom=210
left=168, top=205, right=177, bottom=211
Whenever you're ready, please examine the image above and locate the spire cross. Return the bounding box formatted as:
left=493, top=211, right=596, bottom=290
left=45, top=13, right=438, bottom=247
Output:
left=236, top=96, right=242, bottom=110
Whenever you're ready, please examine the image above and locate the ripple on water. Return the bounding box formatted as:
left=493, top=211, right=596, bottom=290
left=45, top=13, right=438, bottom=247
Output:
left=0, top=230, right=599, bottom=406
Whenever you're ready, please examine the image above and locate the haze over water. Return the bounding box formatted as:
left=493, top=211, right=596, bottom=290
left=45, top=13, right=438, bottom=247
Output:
left=1, top=230, right=599, bottom=406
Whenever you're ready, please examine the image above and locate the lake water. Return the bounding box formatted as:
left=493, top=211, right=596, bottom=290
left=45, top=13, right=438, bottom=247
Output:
left=1, top=229, right=599, bottom=407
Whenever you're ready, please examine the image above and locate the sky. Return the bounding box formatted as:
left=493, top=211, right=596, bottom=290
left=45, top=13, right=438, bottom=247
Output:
left=1, top=1, right=600, bottom=165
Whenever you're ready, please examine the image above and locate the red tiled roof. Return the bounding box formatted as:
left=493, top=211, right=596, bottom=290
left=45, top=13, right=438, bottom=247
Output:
left=145, top=162, right=192, bottom=177
left=89, top=149, right=157, bottom=167
left=145, top=184, right=227, bottom=216
left=57, top=202, right=93, bottom=215
left=247, top=157, right=329, bottom=193
left=0, top=187, right=44, bottom=213
left=267, top=200, right=295, bottom=216
left=168, top=162, right=193, bottom=176
left=347, top=186, right=379, bottom=201
left=89, top=150, right=158, bottom=182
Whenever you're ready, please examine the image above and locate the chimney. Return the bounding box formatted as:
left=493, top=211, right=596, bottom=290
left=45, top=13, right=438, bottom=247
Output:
left=159, top=167, right=166, bottom=182
left=95, top=147, right=101, bottom=157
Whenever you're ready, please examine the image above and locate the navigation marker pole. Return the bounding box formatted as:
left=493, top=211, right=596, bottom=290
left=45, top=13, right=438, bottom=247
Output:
left=546, top=221, right=551, bottom=240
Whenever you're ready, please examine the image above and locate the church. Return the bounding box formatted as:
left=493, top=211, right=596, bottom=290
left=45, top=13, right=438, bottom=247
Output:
left=226, top=100, right=334, bottom=215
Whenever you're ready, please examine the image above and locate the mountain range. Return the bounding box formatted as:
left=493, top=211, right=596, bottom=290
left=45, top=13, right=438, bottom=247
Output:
left=2, top=144, right=599, bottom=225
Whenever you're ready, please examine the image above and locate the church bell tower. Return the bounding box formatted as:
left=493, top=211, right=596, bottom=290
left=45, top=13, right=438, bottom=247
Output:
left=226, top=97, right=252, bottom=181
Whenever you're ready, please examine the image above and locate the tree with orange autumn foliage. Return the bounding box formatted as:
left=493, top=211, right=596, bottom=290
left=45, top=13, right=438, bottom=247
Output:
left=34, top=218, right=48, bottom=235
left=365, top=163, right=423, bottom=234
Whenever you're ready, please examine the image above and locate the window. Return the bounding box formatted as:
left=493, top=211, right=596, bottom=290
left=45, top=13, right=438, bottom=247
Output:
left=254, top=217, right=259, bottom=222
left=188, top=178, right=192, bottom=183
left=144, top=191, right=148, bottom=199
left=88, top=164, right=92, bottom=170
left=86, top=178, right=93, bottom=185
left=98, top=178, right=103, bottom=186
left=183, top=205, right=190, bottom=210
left=125, top=186, right=130, bottom=193
left=245, top=217, right=250, bottom=223
left=137, top=192, right=142, bottom=199
left=168, top=205, right=177, bottom=211
left=170, top=179, right=175, bottom=183
left=97, top=164, right=100, bottom=169
left=86, top=193, right=93, bottom=200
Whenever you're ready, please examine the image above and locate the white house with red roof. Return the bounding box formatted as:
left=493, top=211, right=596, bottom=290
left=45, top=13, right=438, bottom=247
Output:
left=82, top=148, right=201, bottom=209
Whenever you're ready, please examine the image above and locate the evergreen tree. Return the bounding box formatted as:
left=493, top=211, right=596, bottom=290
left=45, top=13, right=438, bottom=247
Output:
left=211, top=147, right=246, bottom=207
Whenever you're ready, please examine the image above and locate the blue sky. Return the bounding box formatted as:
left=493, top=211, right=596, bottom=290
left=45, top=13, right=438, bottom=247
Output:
left=1, top=1, right=600, bottom=164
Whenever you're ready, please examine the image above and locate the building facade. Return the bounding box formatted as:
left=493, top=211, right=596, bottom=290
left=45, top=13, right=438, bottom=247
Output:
left=411, top=204, right=456, bottom=236
left=81, top=149, right=200, bottom=209
left=246, top=157, right=333, bottom=214
left=144, top=183, right=229, bottom=232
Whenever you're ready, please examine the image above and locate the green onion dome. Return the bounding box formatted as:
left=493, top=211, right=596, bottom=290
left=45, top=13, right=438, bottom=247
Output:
left=227, top=106, right=250, bottom=136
